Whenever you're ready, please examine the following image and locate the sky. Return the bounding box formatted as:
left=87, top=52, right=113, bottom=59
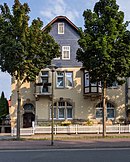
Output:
left=0, top=0, right=130, bottom=99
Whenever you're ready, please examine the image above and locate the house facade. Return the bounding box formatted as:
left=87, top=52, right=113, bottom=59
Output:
left=10, top=16, right=130, bottom=128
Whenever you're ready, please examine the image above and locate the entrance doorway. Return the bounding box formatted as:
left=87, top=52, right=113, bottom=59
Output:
left=23, top=103, right=35, bottom=128
left=126, top=109, right=130, bottom=124
left=23, top=113, right=35, bottom=128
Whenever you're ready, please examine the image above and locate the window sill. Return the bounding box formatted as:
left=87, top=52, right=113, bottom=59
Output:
left=56, top=87, right=73, bottom=89
left=62, top=59, right=70, bottom=60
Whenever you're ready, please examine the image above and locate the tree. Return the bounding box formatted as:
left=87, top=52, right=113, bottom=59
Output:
left=0, top=0, right=60, bottom=139
left=0, top=92, right=9, bottom=123
left=76, top=0, right=130, bottom=137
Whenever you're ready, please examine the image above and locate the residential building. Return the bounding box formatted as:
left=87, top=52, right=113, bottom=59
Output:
left=10, top=16, right=129, bottom=128
left=126, top=78, right=130, bottom=122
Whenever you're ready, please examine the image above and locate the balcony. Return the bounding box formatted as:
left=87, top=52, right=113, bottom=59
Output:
left=34, top=82, right=52, bottom=98
left=84, top=85, right=102, bottom=99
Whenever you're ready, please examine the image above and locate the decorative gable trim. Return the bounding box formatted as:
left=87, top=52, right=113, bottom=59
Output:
left=43, top=16, right=79, bottom=32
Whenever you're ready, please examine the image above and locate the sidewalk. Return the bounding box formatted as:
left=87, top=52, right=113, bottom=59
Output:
left=0, top=133, right=130, bottom=150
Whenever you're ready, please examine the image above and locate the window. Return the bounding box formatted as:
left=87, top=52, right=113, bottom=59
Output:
left=23, top=104, right=35, bottom=112
left=54, top=48, right=61, bottom=60
left=50, top=101, right=73, bottom=120
left=66, top=102, right=73, bottom=119
left=58, top=101, right=65, bottom=119
left=56, top=71, right=73, bottom=88
left=54, top=57, right=60, bottom=60
left=66, top=72, right=73, bottom=87
left=84, top=72, right=102, bottom=94
left=58, top=23, right=64, bottom=34
left=41, top=71, right=49, bottom=93
left=108, top=81, right=118, bottom=88
left=107, top=103, right=115, bottom=118
left=62, top=46, right=70, bottom=60
left=128, top=78, right=130, bottom=88
left=85, top=73, right=89, bottom=86
left=98, top=81, right=102, bottom=86
left=56, top=72, right=64, bottom=88
left=96, top=102, right=115, bottom=119
left=111, top=81, right=118, bottom=88
left=91, top=82, right=97, bottom=86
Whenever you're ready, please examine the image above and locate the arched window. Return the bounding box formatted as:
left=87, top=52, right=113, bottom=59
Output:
left=23, top=103, right=35, bottom=112
left=96, top=102, right=115, bottom=119
left=50, top=101, right=73, bottom=120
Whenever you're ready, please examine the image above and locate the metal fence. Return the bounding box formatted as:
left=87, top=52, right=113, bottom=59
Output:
left=11, top=124, right=130, bottom=136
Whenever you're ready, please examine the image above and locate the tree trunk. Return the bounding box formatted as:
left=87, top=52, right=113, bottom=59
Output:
left=103, top=80, right=107, bottom=137
left=17, top=78, right=21, bottom=140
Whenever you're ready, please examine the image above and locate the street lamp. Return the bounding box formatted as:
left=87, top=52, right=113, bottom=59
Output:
left=36, top=64, right=57, bottom=145
left=49, top=64, right=57, bottom=146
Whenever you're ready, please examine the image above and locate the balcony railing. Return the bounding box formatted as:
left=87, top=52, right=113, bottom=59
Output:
left=35, top=82, right=52, bottom=96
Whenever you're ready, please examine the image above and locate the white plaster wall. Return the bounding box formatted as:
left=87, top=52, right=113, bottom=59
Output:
left=11, top=68, right=126, bottom=127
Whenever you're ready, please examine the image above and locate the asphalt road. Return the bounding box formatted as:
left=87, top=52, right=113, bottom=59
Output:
left=0, top=148, right=130, bottom=162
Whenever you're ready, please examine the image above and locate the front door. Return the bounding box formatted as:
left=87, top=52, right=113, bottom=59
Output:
left=23, top=113, right=35, bottom=128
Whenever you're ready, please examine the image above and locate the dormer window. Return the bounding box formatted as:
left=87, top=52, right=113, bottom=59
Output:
left=58, top=23, right=64, bottom=34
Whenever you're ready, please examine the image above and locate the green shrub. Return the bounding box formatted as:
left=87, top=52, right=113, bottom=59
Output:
left=61, top=120, right=71, bottom=126
left=82, top=120, right=94, bottom=126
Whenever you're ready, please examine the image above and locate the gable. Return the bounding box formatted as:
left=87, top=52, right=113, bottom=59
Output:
left=44, top=16, right=82, bottom=67
left=49, top=19, right=80, bottom=40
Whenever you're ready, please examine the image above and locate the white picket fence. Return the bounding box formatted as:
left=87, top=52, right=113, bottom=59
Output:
left=11, top=124, right=130, bottom=136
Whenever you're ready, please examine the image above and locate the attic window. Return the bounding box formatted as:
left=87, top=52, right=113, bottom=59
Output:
left=58, top=23, right=64, bottom=34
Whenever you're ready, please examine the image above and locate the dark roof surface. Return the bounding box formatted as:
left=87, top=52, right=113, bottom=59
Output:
left=43, top=16, right=79, bottom=31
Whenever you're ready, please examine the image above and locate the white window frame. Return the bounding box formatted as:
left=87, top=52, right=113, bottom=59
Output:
left=56, top=72, right=64, bottom=88
left=96, top=102, right=115, bottom=119
left=54, top=57, right=60, bottom=60
left=58, top=23, right=64, bottom=34
left=65, top=72, right=73, bottom=87
left=50, top=101, right=73, bottom=120
left=56, top=71, right=73, bottom=88
left=66, top=103, right=73, bottom=119
left=98, top=81, right=102, bottom=86
left=107, top=103, right=115, bottom=119
left=128, top=78, right=130, bottom=88
left=54, top=48, right=61, bottom=60
left=50, top=107, right=57, bottom=119
left=62, top=46, right=70, bottom=60
left=85, top=73, right=89, bottom=87
left=111, top=81, right=118, bottom=88
left=58, top=107, right=65, bottom=119
left=91, top=82, right=97, bottom=86
left=96, top=107, right=103, bottom=119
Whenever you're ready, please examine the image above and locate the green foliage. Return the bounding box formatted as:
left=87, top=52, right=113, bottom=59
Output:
left=76, top=0, right=130, bottom=85
left=0, top=0, right=60, bottom=82
left=82, top=120, right=94, bottom=126
left=0, top=92, right=9, bottom=120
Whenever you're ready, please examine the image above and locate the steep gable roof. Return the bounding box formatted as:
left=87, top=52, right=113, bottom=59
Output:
left=43, top=16, right=79, bottom=32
